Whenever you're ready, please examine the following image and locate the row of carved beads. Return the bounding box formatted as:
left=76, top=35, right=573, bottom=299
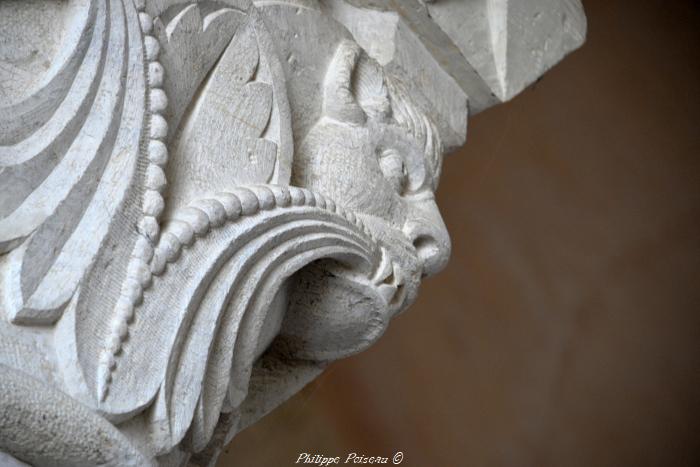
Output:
left=98, top=3, right=169, bottom=400
left=98, top=181, right=374, bottom=399
left=152, top=185, right=374, bottom=276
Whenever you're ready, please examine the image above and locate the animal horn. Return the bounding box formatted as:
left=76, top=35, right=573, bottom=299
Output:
left=322, top=40, right=366, bottom=125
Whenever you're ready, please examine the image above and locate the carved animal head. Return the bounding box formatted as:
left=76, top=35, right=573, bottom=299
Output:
left=282, top=40, right=451, bottom=360
left=294, top=39, right=450, bottom=279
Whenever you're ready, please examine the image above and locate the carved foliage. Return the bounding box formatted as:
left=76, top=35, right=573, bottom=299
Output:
left=1, top=2, right=447, bottom=464
left=0, top=0, right=149, bottom=324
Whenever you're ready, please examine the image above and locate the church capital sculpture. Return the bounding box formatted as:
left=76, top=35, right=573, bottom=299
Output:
left=0, top=1, right=586, bottom=465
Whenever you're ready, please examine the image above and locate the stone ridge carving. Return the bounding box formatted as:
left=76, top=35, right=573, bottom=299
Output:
left=0, top=1, right=586, bottom=465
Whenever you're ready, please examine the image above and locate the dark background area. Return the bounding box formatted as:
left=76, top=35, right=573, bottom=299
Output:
left=219, top=1, right=700, bottom=465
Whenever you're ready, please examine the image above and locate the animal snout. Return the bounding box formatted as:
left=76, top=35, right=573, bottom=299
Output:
left=402, top=197, right=451, bottom=277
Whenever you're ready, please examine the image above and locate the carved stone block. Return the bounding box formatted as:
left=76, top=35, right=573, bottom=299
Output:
left=0, top=1, right=585, bottom=465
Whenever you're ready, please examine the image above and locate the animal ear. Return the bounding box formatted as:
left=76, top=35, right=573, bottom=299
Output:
left=322, top=40, right=366, bottom=125
left=354, top=54, right=391, bottom=122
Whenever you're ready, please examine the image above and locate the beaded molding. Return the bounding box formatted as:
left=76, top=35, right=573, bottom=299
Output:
left=98, top=182, right=376, bottom=401
left=97, top=2, right=169, bottom=402
left=150, top=185, right=374, bottom=276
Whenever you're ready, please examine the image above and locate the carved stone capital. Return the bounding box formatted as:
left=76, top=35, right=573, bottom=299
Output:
left=0, top=1, right=585, bottom=465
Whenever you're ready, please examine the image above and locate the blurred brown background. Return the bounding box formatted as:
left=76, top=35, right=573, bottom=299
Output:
left=218, top=1, right=700, bottom=466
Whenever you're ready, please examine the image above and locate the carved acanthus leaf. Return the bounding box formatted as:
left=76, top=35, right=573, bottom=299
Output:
left=165, top=9, right=291, bottom=212
left=76, top=185, right=386, bottom=455
left=0, top=0, right=149, bottom=325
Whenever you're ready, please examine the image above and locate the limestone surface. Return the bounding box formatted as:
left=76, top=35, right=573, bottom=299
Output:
left=0, top=1, right=585, bottom=465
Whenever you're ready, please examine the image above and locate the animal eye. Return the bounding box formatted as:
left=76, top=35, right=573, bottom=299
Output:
left=378, top=148, right=407, bottom=194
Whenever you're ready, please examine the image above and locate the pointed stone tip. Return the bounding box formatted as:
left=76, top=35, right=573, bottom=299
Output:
left=97, top=362, right=112, bottom=403
left=98, top=381, right=108, bottom=403
left=500, top=0, right=588, bottom=100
